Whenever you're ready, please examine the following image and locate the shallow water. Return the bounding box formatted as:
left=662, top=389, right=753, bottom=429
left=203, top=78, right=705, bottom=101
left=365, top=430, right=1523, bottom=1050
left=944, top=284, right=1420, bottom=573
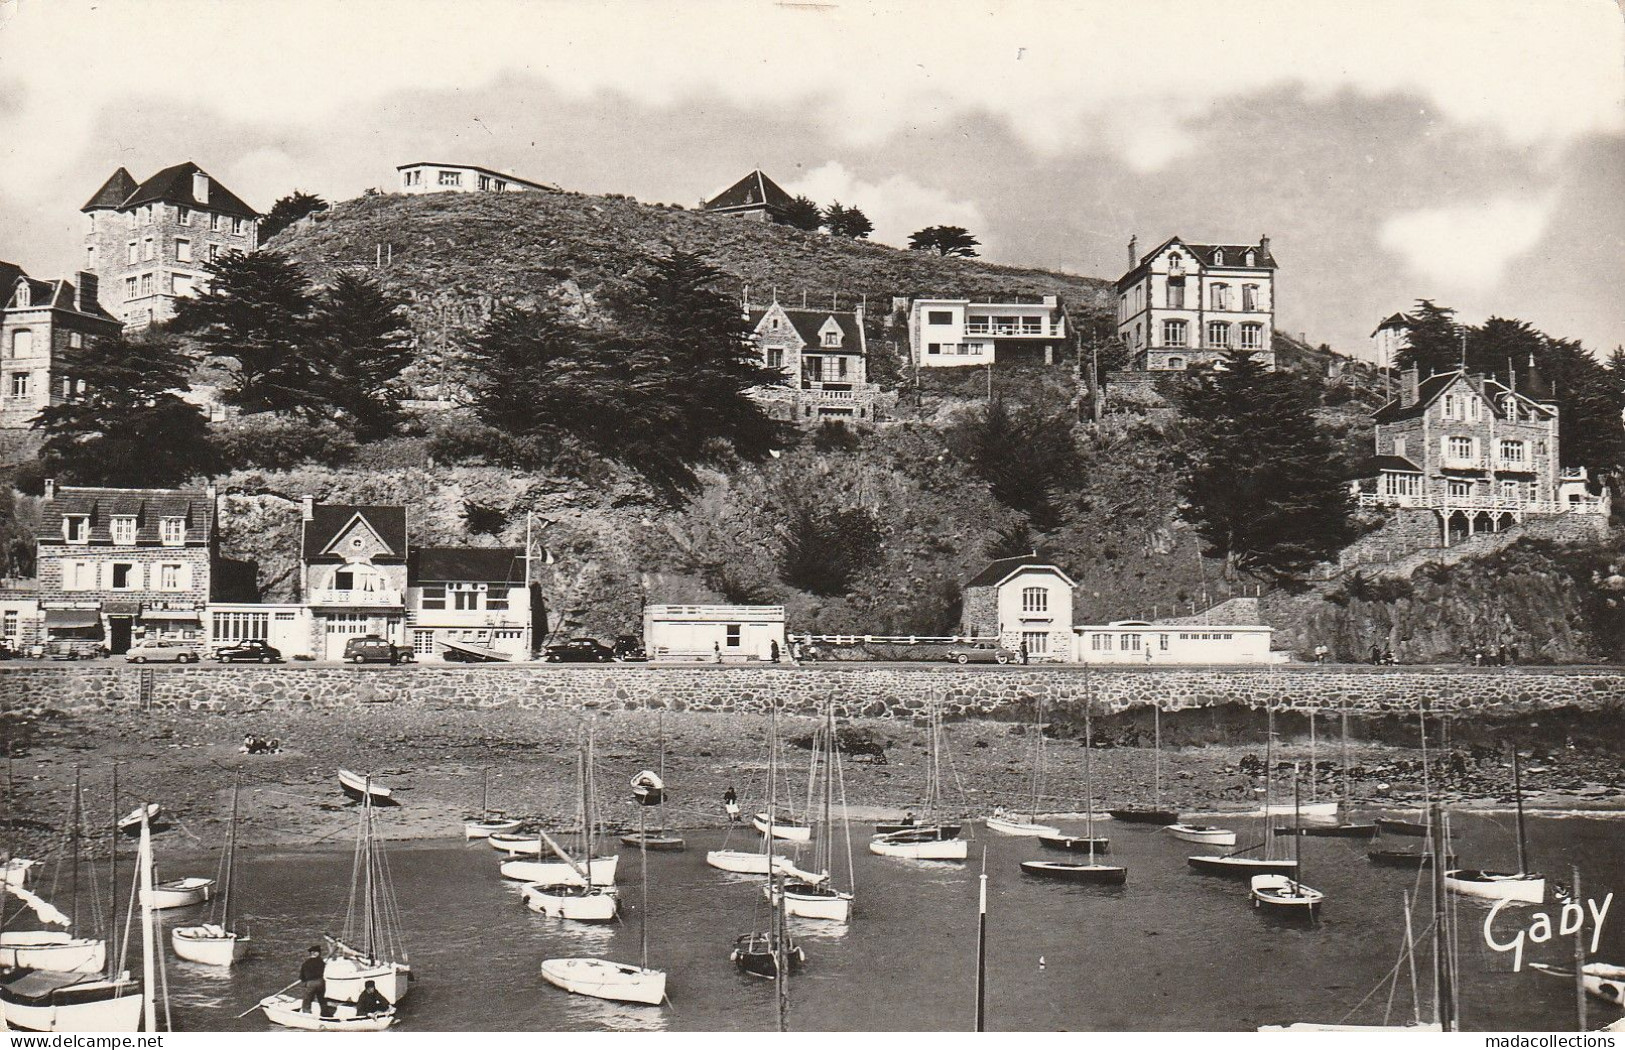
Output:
left=98, top=813, right=1625, bottom=1031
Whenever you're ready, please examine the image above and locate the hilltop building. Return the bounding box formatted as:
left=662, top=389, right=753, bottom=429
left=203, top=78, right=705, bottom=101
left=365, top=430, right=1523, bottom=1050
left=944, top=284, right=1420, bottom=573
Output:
left=1362, top=366, right=1608, bottom=545
left=81, top=162, right=261, bottom=329
left=702, top=169, right=794, bottom=222
left=745, top=298, right=879, bottom=422
left=1372, top=312, right=1413, bottom=368
left=396, top=162, right=553, bottom=195
left=907, top=295, right=1070, bottom=368
left=958, top=555, right=1076, bottom=661
left=1115, top=235, right=1277, bottom=371
left=1, top=263, right=120, bottom=429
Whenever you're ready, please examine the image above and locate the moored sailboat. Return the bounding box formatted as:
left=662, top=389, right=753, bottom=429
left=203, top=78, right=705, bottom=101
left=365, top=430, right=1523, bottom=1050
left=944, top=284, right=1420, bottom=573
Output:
left=1, top=771, right=107, bottom=974
left=1189, top=711, right=1298, bottom=877
left=1166, top=823, right=1237, bottom=846
left=463, top=768, right=522, bottom=839
left=620, top=711, right=685, bottom=851
left=985, top=697, right=1059, bottom=836
left=734, top=705, right=808, bottom=982
left=871, top=699, right=967, bottom=858
left=1444, top=744, right=1545, bottom=903
left=321, top=778, right=412, bottom=1006
left=523, top=729, right=620, bottom=922
left=172, top=781, right=250, bottom=965
left=1022, top=694, right=1125, bottom=885
left=767, top=704, right=855, bottom=922
left=1109, top=702, right=1179, bottom=824
left=1248, top=764, right=1323, bottom=918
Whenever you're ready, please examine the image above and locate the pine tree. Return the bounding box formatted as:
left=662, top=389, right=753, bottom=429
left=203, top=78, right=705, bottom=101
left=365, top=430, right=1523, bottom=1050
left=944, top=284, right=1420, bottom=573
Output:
left=34, top=333, right=220, bottom=486
left=909, top=225, right=981, bottom=257
left=1176, top=351, right=1356, bottom=584
left=822, top=202, right=874, bottom=239
left=779, top=503, right=883, bottom=596
left=257, top=190, right=329, bottom=242
left=1394, top=299, right=1465, bottom=378
left=949, top=397, right=1081, bottom=530
left=780, top=195, right=823, bottom=232
left=311, top=273, right=415, bottom=439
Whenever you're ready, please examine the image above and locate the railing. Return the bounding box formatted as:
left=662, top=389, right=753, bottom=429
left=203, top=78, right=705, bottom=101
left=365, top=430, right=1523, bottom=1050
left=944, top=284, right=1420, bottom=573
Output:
left=308, top=588, right=404, bottom=606
left=1440, top=455, right=1486, bottom=470
left=646, top=604, right=785, bottom=620
left=1360, top=492, right=1608, bottom=515
left=804, top=387, right=856, bottom=401
left=1496, top=459, right=1530, bottom=472
left=964, top=323, right=1056, bottom=337
left=1561, top=466, right=1589, bottom=480
left=928, top=343, right=990, bottom=357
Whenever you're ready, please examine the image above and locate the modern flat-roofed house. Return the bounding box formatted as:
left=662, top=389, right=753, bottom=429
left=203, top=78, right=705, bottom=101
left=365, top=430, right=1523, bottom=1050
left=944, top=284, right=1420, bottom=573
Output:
left=0, top=263, right=120, bottom=429
left=1115, top=235, right=1276, bottom=372
left=395, top=162, right=554, bottom=195
left=701, top=169, right=794, bottom=222
left=299, top=498, right=409, bottom=661
left=746, top=299, right=878, bottom=422
left=908, top=296, right=1069, bottom=368
left=1073, top=621, right=1279, bottom=664
left=958, top=555, right=1075, bottom=661
left=407, top=546, right=531, bottom=661
left=36, top=479, right=215, bottom=654
left=643, top=604, right=787, bottom=662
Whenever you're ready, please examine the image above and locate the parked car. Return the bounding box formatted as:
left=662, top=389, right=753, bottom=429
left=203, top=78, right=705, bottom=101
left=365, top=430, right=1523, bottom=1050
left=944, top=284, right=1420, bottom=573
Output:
left=612, top=635, right=647, bottom=662
left=215, top=639, right=283, bottom=664
left=125, top=640, right=204, bottom=664
left=342, top=636, right=411, bottom=665
left=943, top=642, right=1019, bottom=665
left=544, top=637, right=615, bottom=663
left=48, top=639, right=107, bottom=661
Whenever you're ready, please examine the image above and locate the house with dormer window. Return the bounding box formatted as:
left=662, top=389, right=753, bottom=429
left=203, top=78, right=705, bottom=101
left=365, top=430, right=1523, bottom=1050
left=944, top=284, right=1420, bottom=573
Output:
left=745, top=299, right=878, bottom=422
left=1115, top=234, right=1276, bottom=371
left=298, top=498, right=409, bottom=660
left=0, top=262, right=120, bottom=429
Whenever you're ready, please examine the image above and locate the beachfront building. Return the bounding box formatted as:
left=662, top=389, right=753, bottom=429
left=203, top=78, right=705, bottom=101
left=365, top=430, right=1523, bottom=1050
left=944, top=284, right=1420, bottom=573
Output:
left=1115, top=235, right=1277, bottom=371
left=746, top=299, right=879, bottom=422
left=81, top=163, right=260, bottom=329
left=206, top=603, right=314, bottom=658
left=642, top=604, right=787, bottom=662
left=406, top=546, right=532, bottom=661
left=701, top=169, right=794, bottom=222
left=958, top=555, right=1076, bottom=661
left=907, top=295, right=1069, bottom=368
left=395, top=162, right=553, bottom=195
left=299, top=498, right=409, bottom=661
left=1073, top=621, right=1279, bottom=664
left=35, top=480, right=214, bottom=654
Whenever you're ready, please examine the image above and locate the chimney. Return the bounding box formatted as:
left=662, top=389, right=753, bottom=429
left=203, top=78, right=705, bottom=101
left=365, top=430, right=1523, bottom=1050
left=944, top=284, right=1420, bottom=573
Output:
left=1399, top=366, right=1420, bottom=408
left=301, top=495, right=315, bottom=521
left=1127, top=235, right=1139, bottom=271
left=192, top=171, right=210, bottom=204
left=1260, top=233, right=1271, bottom=256
left=44, top=478, right=55, bottom=501
left=74, top=272, right=98, bottom=312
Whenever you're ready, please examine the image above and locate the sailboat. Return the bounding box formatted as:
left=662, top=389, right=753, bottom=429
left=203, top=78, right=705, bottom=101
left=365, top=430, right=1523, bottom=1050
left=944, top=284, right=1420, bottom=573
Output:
left=523, top=727, right=620, bottom=922
left=768, top=705, right=856, bottom=921
left=1, top=771, right=107, bottom=973
left=464, top=769, right=522, bottom=839
left=1259, top=715, right=1337, bottom=818
left=1188, top=710, right=1298, bottom=877
left=1249, top=763, right=1324, bottom=917
left=1275, top=707, right=1378, bottom=837
left=172, top=780, right=251, bottom=966
left=752, top=722, right=812, bottom=843
left=322, top=779, right=412, bottom=1005
left=1109, top=703, right=1179, bottom=824
left=871, top=701, right=968, bottom=860
left=709, top=703, right=825, bottom=881
left=501, top=827, right=619, bottom=885
left=540, top=770, right=667, bottom=1006
left=621, top=712, right=685, bottom=851
left=985, top=698, right=1059, bottom=837
left=0, top=799, right=161, bottom=1033
left=1445, top=743, right=1546, bottom=903
left=733, top=807, right=806, bottom=979
left=1022, top=696, right=1125, bottom=884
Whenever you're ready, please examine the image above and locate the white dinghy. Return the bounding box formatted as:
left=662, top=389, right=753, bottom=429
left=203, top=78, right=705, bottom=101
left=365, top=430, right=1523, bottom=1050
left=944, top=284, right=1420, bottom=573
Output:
left=464, top=768, right=522, bottom=838
left=521, top=733, right=621, bottom=923
left=870, top=826, right=970, bottom=860
left=140, top=876, right=214, bottom=910
left=172, top=780, right=251, bottom=966
left=986, top=697, right=1059, bottom=836
left=1444, top=744, right=1545, bottom=904
left=258, top=993, right=395, bottom=1031
left=1166, top=823, right=1237, bottom=846
left=767, top=703, right=857, bottom=923
left=500, top=854, right=618, bottom=886
left=1248, top=764, right=1323, bottom=919
left=704, top=849, right=823, bottom=881
left=489, top=832, right=543, bottom=855
left=752, top=811, right=812, bottom=842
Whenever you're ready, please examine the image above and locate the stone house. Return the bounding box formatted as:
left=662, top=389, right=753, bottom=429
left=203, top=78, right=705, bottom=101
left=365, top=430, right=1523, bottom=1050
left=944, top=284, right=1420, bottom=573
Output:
left=701, top=169, right=794, bottom=221
left=299, top=499, right=410, bottom=661
left=1115, top=235, right=1277, bottom=371
left=81, top=162, right=261, bottom=329
left=746, top=299, right=878, bottom=422
left=958, top=555, right=1076, bottom=661
left=36, top=479, right=215, bottom=653
left=0, top=264, right=120, bottom=429
left=406, top=546, right=532, bottom=661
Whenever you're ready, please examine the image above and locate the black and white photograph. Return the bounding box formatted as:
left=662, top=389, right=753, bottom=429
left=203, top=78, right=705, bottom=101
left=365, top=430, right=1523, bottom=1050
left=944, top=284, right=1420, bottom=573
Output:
left=0, top=0, right=1622, bottom=1036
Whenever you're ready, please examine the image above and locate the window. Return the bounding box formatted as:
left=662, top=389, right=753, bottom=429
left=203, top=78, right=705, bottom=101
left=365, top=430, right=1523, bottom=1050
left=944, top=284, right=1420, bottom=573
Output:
left=1500, top=480, right=1521, bottom=499
left=1207, top=321, right=1230, bottom=348
left=158, top=517, right=185, bottom=546
left=63, top=560, right=95, bottom=590
left=404, top=170, right=421, bottom=187
left=212, top=611, right=269, bottom=643
left=822, top=330, right=840, bottom=347
left=1168, top=251, right=1183, bottom=273
left=1167, top=357, right=1186, bottom=370
left=211, top=213, right=224, bottom=232
left=1245, top=250, right=1256, bottom=266
left=233, top=218, right=247, bottom=235
left=413, top=629, right=436, bottom=655
left=175, top=238, right=192, bottom=262
left=487, top=587, right=509, bottom=612
left=725, top=624, right=741, bottom=648
left=176, top=206, right=191, bottom=225
left=208, top=244, right=221, bottom=262
left=111, top=563, right=135, bottom=589
left=9, top=330, right=31, bottom=358
left=1167, top=279, right=1185, bottom=309
left=1448, top=479, right=1473, bottom=497
left=1242, top=284, right=1259, bottom=311
left=1500, top=439, right=1526, bottom=465
left=453, top=585, right=478, bottom=611
left=438, top=170, right=463, bottom=187
left=333, top=569, right=354, bottom=590
left=1021, top=631, right=1048, bottom=655
left=125, top=277, right=138, bottom=300
left=478, top=175, right=492, bottom=191
left=2, top=610, right=15, bottom=642
left=1160, top=634, right=1170, bottom=650
left=1447, top=436, right=1474, bottom=460
left=927, top=310, right=953, bottom=325
left=1090, top=633, right=1108, bottom=651
left=927, top=343, right=941, bottom=355
left=173, top=274, right=193, bottom=298
left=766, top=348, right=784, bottom=369
left=69, top=332, right=82, bottom=349
left=9, top=373, right=29, bottom=399
left=1212, top=248, right=1225, bottom=265
left=420, top=585, right=446, bottom=610
left=140, top=205, right=152, bottom=225
left=111, top=516, right=136, bottom=545
left=1239, top=323, right=1263, bottom=349
left=494, top=180, right=508, bottom=191
left=1021, top=586, right=1048, bottom=613
left=86, top=246, right=96, bottom=270
left=1162, top=320, right=1188, bottom=347
left=142, top=237, right=154, bottom=262
left=804, top=356, right=823, bottom=382
left=139, top=274, right=153, bottom=296
left=1384, top=472, right=1421, bottom=496
left=1119, top=633, right=1141, bottom=651
left=1210, top=283, right=1229, bottom=310
left=158, top=563, right=184, bottom=590
left=126, top=242, right=138, bottom=265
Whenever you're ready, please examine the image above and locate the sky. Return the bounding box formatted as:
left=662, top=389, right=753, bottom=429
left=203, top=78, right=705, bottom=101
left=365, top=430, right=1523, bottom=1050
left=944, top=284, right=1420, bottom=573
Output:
left=1, top=0, right=1622, bottom=359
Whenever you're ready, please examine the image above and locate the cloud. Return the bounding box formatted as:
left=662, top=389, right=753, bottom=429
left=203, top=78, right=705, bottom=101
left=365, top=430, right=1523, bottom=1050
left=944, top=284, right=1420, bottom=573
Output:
left=1378, top=195, right=1558, bottom=291
left=785, top=163, right=988, bottom=252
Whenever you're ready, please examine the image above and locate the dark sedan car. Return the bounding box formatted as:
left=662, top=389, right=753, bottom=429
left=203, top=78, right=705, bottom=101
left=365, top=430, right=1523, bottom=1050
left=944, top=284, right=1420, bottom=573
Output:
left=544, top=637, right=615, bottom=663
left=612, top=635, right=647, bottom=662
left=215, top=639, right=284, bottom=664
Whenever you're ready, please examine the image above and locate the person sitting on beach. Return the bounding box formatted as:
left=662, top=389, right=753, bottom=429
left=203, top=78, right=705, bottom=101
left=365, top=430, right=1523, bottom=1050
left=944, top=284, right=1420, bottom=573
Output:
left=355, top=979, right=391, bottom=1018
left=299, top=945, right=329, bottom=1015
left=240, top=734, right=257, bottom=754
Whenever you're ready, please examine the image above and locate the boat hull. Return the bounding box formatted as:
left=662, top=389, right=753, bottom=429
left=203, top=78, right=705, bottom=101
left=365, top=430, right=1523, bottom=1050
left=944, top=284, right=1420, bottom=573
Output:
left=875, top=820, right=963, bottom=836
left=986, top=816, right=1059, bottom=837
left=523, top=884, right=619, bottom=922
left=541, top=957, right=666, bottom=1006
left=1166, top=824, right=1237, bottom=846
left=1187, top=855, right=1298, bottom=877
left=1108, top=809, right=1179, bottom=825
left=0, top=973, right=142, bottom=1033
left=336, top=769, right=397, bottom=806
left=1020, top=860, right=1127, bottom=885
left=1259, top=1022, right=1444, bottom=1032
left=1443, top=869, right=1545, bottom=903
left=323, top=955, right=411, bottom=1004
left=489, top=834, right=543, bottom=855
left=767, top=881, right=853, bottom=922
left=752, top=814, right=812, bottom=842
left=704, top=850, right=823, bottom=882
left=171, top=925, right=250, bottom=966
left=619, top=832, right=686, bottom=851
left=1250, top=873, right=1324, bottom=916
left=1261, top=801, right=1339, bottom=818
left=869, top=836, right=968, bottom=860
left=140, top=877, right=215, bottom=910
left=1274, top=823, right=1379, bottom=839
left=500, top=855, right=618, bottom=887
left=0, top=932, right=106, bottom=973
left=260, top=992, right=395, bottom=1031
left=731, top=934, right=805, bottom=979
left=1376, top=818, right=1437, bottom=837
left=1367, top=850, right=1455, bottom=869
left=464, top=818, right=523, bottom=839
left=1038, top=834, right=1110, bottom=854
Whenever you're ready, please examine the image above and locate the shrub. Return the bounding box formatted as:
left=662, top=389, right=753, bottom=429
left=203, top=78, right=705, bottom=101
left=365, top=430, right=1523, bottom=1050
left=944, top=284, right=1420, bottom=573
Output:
left=211, top=415, right=356, bottom=470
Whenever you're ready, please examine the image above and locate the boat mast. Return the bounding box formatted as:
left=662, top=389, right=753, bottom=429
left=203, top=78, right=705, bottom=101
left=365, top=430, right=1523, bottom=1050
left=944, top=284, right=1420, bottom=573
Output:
left=362, top=780, right=377, bottom=961
left=657, top=710, right=667, bottom=833
left=1340, top=704, right=1352, bottom=812
left=1308, top=712, right=1317, bottom=803
left=1511, top=743, right=1528, bottom=876
left=638, top=800, right=649, bottom=973
left=1402, top=891, right=1420, bottom=1026
left=975, top=847, right=987, bottom=1032
left=1291, top=761, right=1302, bottom=891
left=1084, top=698, right=1096, bottom=864
left=138, top=810, right=157, bottom=1032
left=1262, top=711, right=1275, bottom=860
left=822, top=704, right=834, bottom=879
left=223, top=778, right=239, bottom=933
left=108, top=762, right=118, bottom=979
left=481, top=767, right=490, bottom=817
left=1028, top=697, right=1044, bottom=819
left=70, top=766, right=82, bottom=934
left=1152, top=703, right=1162, bottom=809
left=1429, top=803, right=1456, bottom=1031
left=768, top=702, right=788, bottom=1032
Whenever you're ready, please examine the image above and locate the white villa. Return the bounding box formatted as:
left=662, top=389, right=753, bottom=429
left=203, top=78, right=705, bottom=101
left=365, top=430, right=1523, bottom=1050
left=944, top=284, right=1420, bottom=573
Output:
left=908, top=296, right=1069, bottom=368
left=396, top=162, right=553, bottom=195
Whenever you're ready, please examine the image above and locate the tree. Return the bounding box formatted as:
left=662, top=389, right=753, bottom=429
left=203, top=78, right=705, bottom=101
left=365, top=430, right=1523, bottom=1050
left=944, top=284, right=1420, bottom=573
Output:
left=822, top=201, right=873, bottom=239
left=780, top=195, right=823, bottom=232
left=171, top=251, right=323, bottom=415
left=34, top=333, right=220, bottom=487
left=909, top=225, right=980, bottom=257
left=257, top=191, right=329, bottom=242
left=779, top=503, right=883, bottom=596
left=311, top=273, right=415, bottom=439
left=1176, top=351, right=1356, bottom=584
left=948, top=397, right=1082, bottom=531
left=1394, top=299, right=1465, bottom=377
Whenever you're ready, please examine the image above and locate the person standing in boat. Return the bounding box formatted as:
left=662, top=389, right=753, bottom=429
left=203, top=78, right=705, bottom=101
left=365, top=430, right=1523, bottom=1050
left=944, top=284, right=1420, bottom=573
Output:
left=723, top=784, right=740, bottom=822
left=299, top=945, right=329, bottom=1015
left=355, top=980, right=391, bottom=1018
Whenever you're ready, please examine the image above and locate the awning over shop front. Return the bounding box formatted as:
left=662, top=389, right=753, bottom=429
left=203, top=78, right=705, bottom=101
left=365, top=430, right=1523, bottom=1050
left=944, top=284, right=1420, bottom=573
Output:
left=44, top=610, right=101, bottom=629
left=140, top=609, right=201, bottom=621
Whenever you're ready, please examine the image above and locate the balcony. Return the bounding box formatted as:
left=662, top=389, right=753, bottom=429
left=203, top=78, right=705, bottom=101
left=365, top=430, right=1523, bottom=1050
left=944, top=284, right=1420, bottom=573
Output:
left=1496, top=458, right=1533, bottom=472
left=963, top=322, right=1060, bottom=338
left=309, top=587, right=403, bottom=607
left=1359, top=492, right=1608, bottom=516
left=1440, top=454, right=1486, bottom=471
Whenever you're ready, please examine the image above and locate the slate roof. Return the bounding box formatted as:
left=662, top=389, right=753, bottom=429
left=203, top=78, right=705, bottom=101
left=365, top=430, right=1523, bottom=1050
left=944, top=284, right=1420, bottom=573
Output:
left=302, top=504, right=408, bottom=561
left=1371, top=312, right=1414, bottom=336
left=1374, top=455, right=1423, bottom=473
left=964, top=555, right=1076, bottom=589
left=84, top=162, right=259, bottom=219
left=704, top=169, right=794, bottom=214
left=1373, top=370, right=1557, bottom=425
left=1117, top=236, right=1277, bottom=290
left=410, top=547, right=525, bottom=584
left=748, top=306, right=866, bottom=354
left=40, top=486, right=214, bottom=546
left=81, top=168, right=138, bottom=212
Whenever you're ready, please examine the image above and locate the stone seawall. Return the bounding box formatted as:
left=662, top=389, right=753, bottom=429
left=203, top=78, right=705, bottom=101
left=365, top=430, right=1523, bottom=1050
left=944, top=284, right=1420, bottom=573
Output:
left=2, top=664, right=1622, bottom=721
